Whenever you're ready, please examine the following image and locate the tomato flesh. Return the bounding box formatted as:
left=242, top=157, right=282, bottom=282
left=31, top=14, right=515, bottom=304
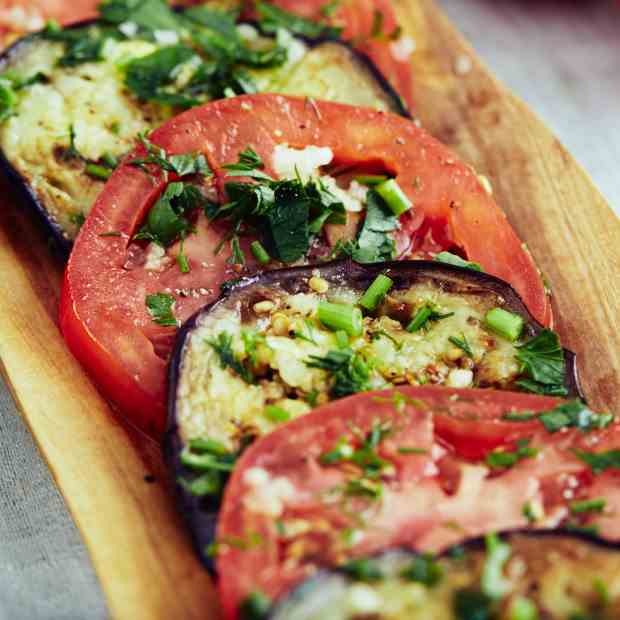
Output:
left=61, top=95, right=551, bottom=437
left=216, top=386, right=617, bottom=619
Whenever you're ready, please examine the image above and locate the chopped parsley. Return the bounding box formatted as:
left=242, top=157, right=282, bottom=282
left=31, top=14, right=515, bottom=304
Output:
left=239, top=591, right=272, bottom=620
left=134, top=181, right=203, bottom=247
left=206, top=331, right=255, bottom=384
left=480, top=533, right=511, bottom=599
left=400, top=554, right=443, bottom=587
left=210, top=148, right=348, bottom=264
left=179, top=437, right=239, bottom=500
left=486, top=438, right=538, bottom=469
left=256, top=0, right=342, bottom=39
left=306, top=348, right=373, bottom=398
left=574, top=449, right=620, bottom=475
left=569, top=498, right=606, bottom=514
left=145, top=292, right=177, bottom=326
left=515, top=329, right=567, bottom=396
left=349, top=190, right=398, bottom=263
left=538, top=400, right=613, bottom=433
left=407, top=303, right=454, bottom=332
left=453, top=588, right=493, bottom=620
left=341, top=558, right=383, bottom=581
left=319, top=420, right=393, bottom=502
left=68, top=211, right=86, bottom=229
left=449, top=333, right=473, bottom=358
left=434, top=251, right=483, bottom=272
left=131, top=135, right=211, bottom=179
left=502, top=401, right=613, bottom=433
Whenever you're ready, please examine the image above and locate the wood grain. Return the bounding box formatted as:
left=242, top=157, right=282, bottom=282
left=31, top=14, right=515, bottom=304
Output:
left=0, top=1, right=618, bottom=618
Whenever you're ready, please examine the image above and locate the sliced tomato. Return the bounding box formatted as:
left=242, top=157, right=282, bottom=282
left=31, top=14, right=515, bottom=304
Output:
left=61, top=94, right=550, bottom=437
left=246, top=0, right=416, bottom=112
left=216, top=386, right=616, bottom=619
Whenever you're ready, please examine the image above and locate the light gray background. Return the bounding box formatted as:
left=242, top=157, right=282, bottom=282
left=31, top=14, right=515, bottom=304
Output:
left=0, top=1, right=618, bottom=618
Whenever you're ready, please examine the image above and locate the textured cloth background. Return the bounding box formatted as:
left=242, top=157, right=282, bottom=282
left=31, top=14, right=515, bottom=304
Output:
left=0, top=0, right=618, bottom=618
left=0, top=387, right=108, bottom=620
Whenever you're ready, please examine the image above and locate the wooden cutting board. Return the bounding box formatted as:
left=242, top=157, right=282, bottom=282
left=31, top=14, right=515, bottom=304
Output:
left=0, top=1, right=619, bottom=618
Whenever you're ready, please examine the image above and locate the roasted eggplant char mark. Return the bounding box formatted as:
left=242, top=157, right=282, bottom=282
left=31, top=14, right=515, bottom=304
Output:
left=169, top=260, right=581, bottom=454
left=269, top=531, right=620, bottom=620
left=0, top=1, right=406, bottom=246
left=213, top=386, right=617, bottom=618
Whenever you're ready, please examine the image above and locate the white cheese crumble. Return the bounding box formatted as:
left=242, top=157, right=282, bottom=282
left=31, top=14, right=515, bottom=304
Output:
left=144, top=243, right=172, bottom=272
left=390, top=36, right=416, bottom=62
left=272, top=144, right=334, bottom=181
left=446, top=368, right=473, bottom=388
left=243, top=468, right=296, bottom=517
left=347, top=584, right=383, bottom=614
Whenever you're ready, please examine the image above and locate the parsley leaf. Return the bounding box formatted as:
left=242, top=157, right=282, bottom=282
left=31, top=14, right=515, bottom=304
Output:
left=207, top=331, right=255, bottom=384
left=256, top=0, right=342, bottom=39
left=145, top=292, right=177, bottom=326
left=515, top=329, right=567, bottom=396
left=131, top=135, right=211, bottom=178
left=486, top=438, right=538, bottom=469
left=351, top=190, right=398, bottom=263
left=400, top=555, right=443, bottom=587
left=43, top=23, right=117, bottom=66
left=538, top=400, right=614, bottom=433
left=434, top=251, right=483, bottom=272
left=575, top=449, right=620, bottom=475
left=99, top=0, right=183, bottom=35
left=306, top=348, right=373, bottom=398
left=341, top=558, right=383, bottom=581
left=134, top=182, right=203, bottom=246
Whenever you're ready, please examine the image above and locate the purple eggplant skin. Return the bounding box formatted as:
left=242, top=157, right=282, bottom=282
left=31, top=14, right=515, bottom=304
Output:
left=267, top=529, right=618, bottom=620
left=0, top=20, right=409, bottom=256
left=163, top=259, right=584, bottom=570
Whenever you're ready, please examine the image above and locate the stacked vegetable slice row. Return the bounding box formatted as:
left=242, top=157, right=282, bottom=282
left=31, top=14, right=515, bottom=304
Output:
left=61, top=93, right=553, bottom=437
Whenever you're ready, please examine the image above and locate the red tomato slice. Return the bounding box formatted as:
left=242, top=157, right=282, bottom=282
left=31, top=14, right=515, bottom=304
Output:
left=247, top=0, right=416, bottom=112
left=216, top=386, right=616, bottom=619
left=61, top=94, right=550, bottom=437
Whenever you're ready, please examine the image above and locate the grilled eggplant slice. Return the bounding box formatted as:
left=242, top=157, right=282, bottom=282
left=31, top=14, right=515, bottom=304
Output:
left=168, top=260, right=581, bottom=454
left=164, top=260, right=583, bottom=567
left=0, top=16, right=406, bottom=248
left=269, top=531, right=620, bottom=620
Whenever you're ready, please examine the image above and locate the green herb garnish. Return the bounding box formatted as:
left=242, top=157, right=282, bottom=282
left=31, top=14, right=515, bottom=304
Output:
left=207, top=331, right=255, bottom=384
left=449, top=333, right=474, bottom=358
left=515, top=329, right=567, bottom=396
left=145, top=292, right=177, bottom=326
left=306, top=349, right=373, bottom=398
left=486, top=438, right=538, bottom=469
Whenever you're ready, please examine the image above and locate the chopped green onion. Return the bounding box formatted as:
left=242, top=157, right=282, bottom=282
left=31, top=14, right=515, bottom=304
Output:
left=101, top=152, right=119, bottom=168
left=569, top=498, right=606, bottom=514
left=335, top=330, right=349, bottom=349
left=250, top=240, right=271, bottom=265
left=354, top=174, right=389, bottom=186
left=434, top=251, right=482, bottom=272
left=407, top=305, right=432, bottom=332
left=318, top=301, right=363, bottom=337
left=188, top=437, right=228, bottom=456
left=375, top=178, right=412, bottom=216
left=485, top=308, right=524, bottom=342
left=177, top=239, right=190, bottom=273
left=359, top=274, right=393, bottom=311
left=85, top=163, right=112, bottom=180
left=481, top=533, right=512, bottom=599
left=179, top=471, right=222, bottom=497
left=509, top=596, right=539, bottom=620
left=180, top=449, right=235, bottom=472
left=264, top=405, right=291, bottom=423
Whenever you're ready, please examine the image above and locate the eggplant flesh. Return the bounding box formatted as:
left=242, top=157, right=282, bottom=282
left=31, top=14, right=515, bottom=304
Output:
left=168, top=259, right=581, bottom=453
left=0, top=20, right=405, bottom=248
left=269, top=531, right=620, bottom=620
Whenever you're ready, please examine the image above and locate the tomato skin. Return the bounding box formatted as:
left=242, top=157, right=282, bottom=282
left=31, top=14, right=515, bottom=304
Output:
left=216, top=387, right=614, bottom=619
left=61, top=95, right=550, bottom=438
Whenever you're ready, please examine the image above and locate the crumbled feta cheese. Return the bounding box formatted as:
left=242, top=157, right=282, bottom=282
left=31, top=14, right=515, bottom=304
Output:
left=320, top=176, right=366, bottom=212
left=347, top=584, right=382, bottom=614
left=144, top=243, right=172, bottom=272
left=390, top=36, right=416, bottom=62
left=272, top=144, right=333, bottom=181
left=243, top=469, right=296, bottom=517
left=446, top=368, right=473, bottom=388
